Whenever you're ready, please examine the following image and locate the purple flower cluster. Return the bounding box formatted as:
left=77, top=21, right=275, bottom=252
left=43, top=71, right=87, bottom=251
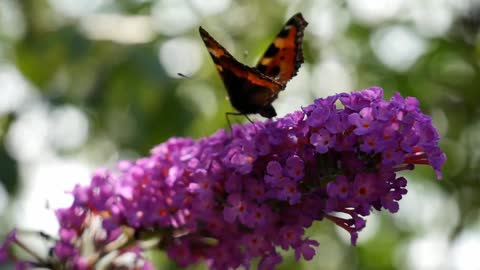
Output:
left=0, top=87, right=445, bottom=270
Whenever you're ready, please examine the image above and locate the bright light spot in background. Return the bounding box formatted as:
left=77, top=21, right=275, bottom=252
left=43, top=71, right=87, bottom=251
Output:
left=392, top=180, right=460, bottom=270
left=450, top=229, right=480, bottom=270
left=0, top=65, right=36, bottom=115
left=274, top=65, right=312, bottom=118
left=177, top=82, right=218, bottom=118
left=6, top=103, right=91, bottom=161
left=0, top=0, right=26, bottom=40
left=6, top=104, right=50, bottom=163
left=0, top=184, right=8, bottom=216
left=303, top=234, right=343, bottom=269
left=151, top=0, right=199, bottom=35
left=347, top=0, right=404, bottom=25
left=402, top=232, right=449, bottom=270
left=311, top=58, right=354, bottom=96
left=394, top=180, right=459, bottom=234
left=306, top=3, right=350, bottom=41
left=48, top=0, right=111, bottom=18
left=158, top=38, right=202, bottom=78
left=80, top=14, right=154, bottom=44
left=409, top=0, right=453, bottom=37
left=447, top=0, right=476, bottom=14
left=191, top=0, right=231, bottom=16
left=14, top=158, right=91, bottom=235
left=48, top=105, right=89, bottom=151
left=371, top=26, right=427, bottom=72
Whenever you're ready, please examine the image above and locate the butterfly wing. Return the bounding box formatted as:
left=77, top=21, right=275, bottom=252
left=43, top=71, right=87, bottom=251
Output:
left=199, top=27, right=283, bottom=117
left=256, top=13, right=308, bottom=84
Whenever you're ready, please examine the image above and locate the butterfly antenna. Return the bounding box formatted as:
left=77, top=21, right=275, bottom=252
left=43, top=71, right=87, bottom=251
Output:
left=177, top=73, right=190, bottom=79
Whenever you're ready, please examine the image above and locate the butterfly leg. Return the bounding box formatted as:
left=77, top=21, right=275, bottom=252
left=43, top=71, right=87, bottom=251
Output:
left=243, top=114, right=254, bottom=124
left=243, top=114, right=260, bottom=132
left=300, top=106, right=308, bottom=116
left=225, top=112, right=242, bottom=130
left=225, top=112, right=254, bottom=130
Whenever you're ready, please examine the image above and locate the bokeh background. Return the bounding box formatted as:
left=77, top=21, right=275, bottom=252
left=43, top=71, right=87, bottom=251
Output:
left=0, top=0, right=479, bottom=269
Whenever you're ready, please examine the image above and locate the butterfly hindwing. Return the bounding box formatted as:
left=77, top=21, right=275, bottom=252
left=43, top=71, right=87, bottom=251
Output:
left=256, top=13, right=308, bottom=84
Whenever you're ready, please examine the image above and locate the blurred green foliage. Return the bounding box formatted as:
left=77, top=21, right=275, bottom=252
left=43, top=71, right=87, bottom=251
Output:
left=1, top=0, right=479, bottom=269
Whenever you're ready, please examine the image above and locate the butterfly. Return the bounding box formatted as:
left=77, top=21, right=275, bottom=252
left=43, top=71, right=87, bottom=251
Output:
left=199, top=13, right=308, bottom=119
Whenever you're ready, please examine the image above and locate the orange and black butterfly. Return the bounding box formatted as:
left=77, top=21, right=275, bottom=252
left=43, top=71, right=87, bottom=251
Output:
left=199, top=13, right=308, bottom=119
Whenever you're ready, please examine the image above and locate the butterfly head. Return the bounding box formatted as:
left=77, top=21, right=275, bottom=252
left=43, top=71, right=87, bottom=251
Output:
left=259, top=105, right=277, bottom=118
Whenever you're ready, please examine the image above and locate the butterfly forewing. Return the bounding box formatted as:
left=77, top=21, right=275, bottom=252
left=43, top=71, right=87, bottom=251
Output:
left=256, top=13, right=308, bottom=84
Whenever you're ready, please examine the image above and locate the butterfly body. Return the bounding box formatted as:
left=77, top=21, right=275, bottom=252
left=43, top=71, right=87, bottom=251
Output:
left=199, top=13, right=308, bottom=118
left=219, top=59, right=282, bottom=118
